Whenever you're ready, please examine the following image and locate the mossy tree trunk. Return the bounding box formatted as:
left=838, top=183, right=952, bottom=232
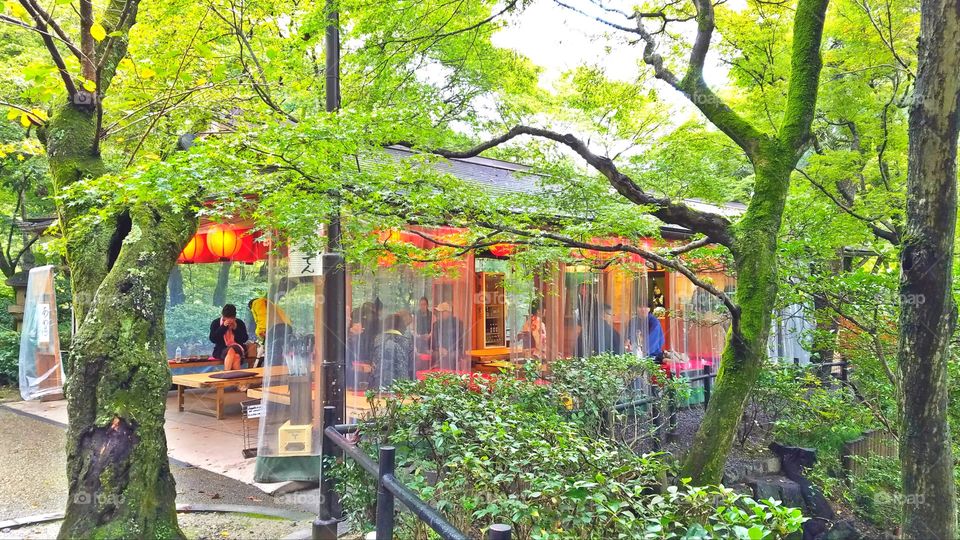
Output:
left=22, top=0, right=195, bottom=534
left=60, top=205, right=195, bottom=539
left=897, top=0, right=960, bottom=535
left=45, top=103, right=194, bottom=538
left=681, top=149, right=795, bottom=482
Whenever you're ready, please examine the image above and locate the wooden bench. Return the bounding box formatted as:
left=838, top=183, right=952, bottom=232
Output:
left=172, top=366, right=285, bottom=419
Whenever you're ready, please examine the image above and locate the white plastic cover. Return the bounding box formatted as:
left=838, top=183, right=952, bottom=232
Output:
left=19, top=265, right=63, bottom=400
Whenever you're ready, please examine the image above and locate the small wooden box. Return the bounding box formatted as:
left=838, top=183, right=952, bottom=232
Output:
left=278, top=420, right=313, bottom=456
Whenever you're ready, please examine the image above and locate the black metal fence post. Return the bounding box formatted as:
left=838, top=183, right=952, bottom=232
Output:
left=667, top=384, right=678, bottom=435
left=840, top=361, right=849, bottom=382
left=488, top=524, right=512, bottom=540
left=702, top=364, right=712, bottom=409
left=314, top=406, right=339, bottom=540
left=650, top=385, right=663, bottom=451
left=376, top=446, right=397, bottom=540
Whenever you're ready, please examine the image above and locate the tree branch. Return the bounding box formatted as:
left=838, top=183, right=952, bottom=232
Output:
left=796, top=168, right=900, bottom=244
left=15, top=0, right=77, bottom=95
left=400, top=125, right=735, bottom=246
left=777, top=0, right=831, bottom=152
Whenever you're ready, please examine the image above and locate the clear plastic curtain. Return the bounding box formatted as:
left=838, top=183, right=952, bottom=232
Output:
left=18, top=265, right=63, bottom=400
left=254, top=243, right=324, bottom=482
left=767, top=303, right=813, bottom=364
left=500, top=261, right=650, bottom=365
left=346, top=231, right=474, bottom=421
left=666, top=272, right=733, bottom=372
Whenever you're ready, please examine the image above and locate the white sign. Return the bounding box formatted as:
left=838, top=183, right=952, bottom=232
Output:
left=245, top=403, right=265, bottom=418
left=288, top=246, right=324, bottom=277
left=37, top=303, right=50, bottom=345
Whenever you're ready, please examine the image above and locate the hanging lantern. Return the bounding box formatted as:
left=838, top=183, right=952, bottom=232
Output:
left=207, top=224, right=241, bottom=260
left=488, top=243, right=515, bottom=258
left=178, top=234, right=205, bottom=263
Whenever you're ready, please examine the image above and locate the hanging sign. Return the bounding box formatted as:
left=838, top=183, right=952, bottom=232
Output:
left=288, top=245, right=324, bottom=277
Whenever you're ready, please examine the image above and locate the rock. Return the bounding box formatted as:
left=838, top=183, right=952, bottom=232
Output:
left=761, top=456, right=781, bottom=475
left=747, top=477, right=806, bottom=510
left=820, top=518, right=863, bottom=540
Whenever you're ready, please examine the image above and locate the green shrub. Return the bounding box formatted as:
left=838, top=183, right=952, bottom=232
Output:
left=0, top=328, right=20, bottom=386
left=164, top=302, right=220, bottom=357
left=336, top=356, right=804, bottom=539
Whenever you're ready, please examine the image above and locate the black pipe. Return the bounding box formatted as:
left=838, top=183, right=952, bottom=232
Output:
left=320, top=0, right=346, bottom=423
left=314, top=407, right=340, bottom=540
left=488, top=524, right=512, bottom=540
left=376, top=447, right=396, bottom=540
left=380, top=475, right=470, bottom=540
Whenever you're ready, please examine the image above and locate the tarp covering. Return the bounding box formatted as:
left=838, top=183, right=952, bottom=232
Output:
left=18, top=265, right=63, bottom=400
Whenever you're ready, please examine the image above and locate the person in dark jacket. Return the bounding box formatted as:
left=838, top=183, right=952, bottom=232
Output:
left=576, top=303, right=623, bottom=357
left=431, top=302, right=464, bottom=369
left=371, top=314, right=415, bottom=390
left=209, top=304, right=249, bottom=365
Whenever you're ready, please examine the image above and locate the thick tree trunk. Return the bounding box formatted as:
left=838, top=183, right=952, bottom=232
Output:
left=682, top=151, right=793, bottom=484
left=43, top=102, right=116, bottom=324
left=897, top=0, right=960, bottom=536
left=60, top=205, right=195, bottom=539
left=43, top=97, right=193, bottom=537
left=212, top=261, right=232, bottom=306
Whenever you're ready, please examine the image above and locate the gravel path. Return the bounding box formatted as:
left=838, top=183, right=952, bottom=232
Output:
left=0, top=404, right=317, bottom=539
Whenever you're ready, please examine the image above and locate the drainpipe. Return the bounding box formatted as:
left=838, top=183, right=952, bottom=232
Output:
left=316, top=1, right=346, bottom=538
left=321, top=0, right=345, bottom=427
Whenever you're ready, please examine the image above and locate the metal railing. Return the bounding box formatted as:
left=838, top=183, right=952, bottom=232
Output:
left=606, top=359, right=851, bottom=448
left=313, top=406, right=512, bottom=540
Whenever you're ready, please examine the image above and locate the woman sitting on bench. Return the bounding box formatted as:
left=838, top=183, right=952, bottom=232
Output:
left=209, top=304, right=249, bottom=370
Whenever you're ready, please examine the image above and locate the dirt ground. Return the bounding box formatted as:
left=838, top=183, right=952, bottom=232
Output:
left=0, top=394, right=318, bottom=540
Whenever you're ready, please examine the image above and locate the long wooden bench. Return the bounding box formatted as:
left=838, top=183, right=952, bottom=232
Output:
left=172, top=366, right=286, bottom=419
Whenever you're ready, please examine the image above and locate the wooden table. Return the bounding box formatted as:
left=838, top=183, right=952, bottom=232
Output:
left=468, top=347, right=511, bottom=361
left=473, top=360, right=515, bottom=375
left=172, top=366, right=287, bottom=419
left=247, top=386, right=405, bottom=422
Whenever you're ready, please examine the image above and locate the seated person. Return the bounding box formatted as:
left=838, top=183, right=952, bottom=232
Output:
left=248, top=296, right=292, bottom=342
left=576, top=303, right=623, bottom=357
left=209, top=304, right=249, bottom=370
left=371, top=314, right=414, bottom=390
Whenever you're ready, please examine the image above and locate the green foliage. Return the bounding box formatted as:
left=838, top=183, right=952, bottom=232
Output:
left=0, top=328, right=19, bottom=385
left=336, top=356, right=803, bottom=539
left=843, top=456, right=901, bottom=530
left=767, top=370, right=875, bottom=459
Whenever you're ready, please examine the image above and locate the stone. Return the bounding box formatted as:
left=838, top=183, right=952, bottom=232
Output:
left=817, top=518, right=863, bottom=540
left=748, top=478, right=783, bottom=502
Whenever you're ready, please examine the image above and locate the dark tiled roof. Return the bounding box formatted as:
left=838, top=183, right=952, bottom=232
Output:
left=383, top=146, right=743, bottom=222
left=385, top=146, right=541, bottom=195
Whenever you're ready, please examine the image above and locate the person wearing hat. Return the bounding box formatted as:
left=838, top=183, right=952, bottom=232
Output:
left=431, top=301, right=464, bottom=369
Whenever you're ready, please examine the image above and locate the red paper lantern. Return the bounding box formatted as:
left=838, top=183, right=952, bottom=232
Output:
left=489, top=243, right=514, bottom=257
left=178, top=234, right=205, bottom=263
left=207, top=224, right=241, bottom=260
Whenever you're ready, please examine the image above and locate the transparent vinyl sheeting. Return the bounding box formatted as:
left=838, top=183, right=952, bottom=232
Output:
left=18, top=265, right=63, bottom=400
left=252, top=227, right=812, bottom=482
left=254, top=246, right=324, bottom=482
